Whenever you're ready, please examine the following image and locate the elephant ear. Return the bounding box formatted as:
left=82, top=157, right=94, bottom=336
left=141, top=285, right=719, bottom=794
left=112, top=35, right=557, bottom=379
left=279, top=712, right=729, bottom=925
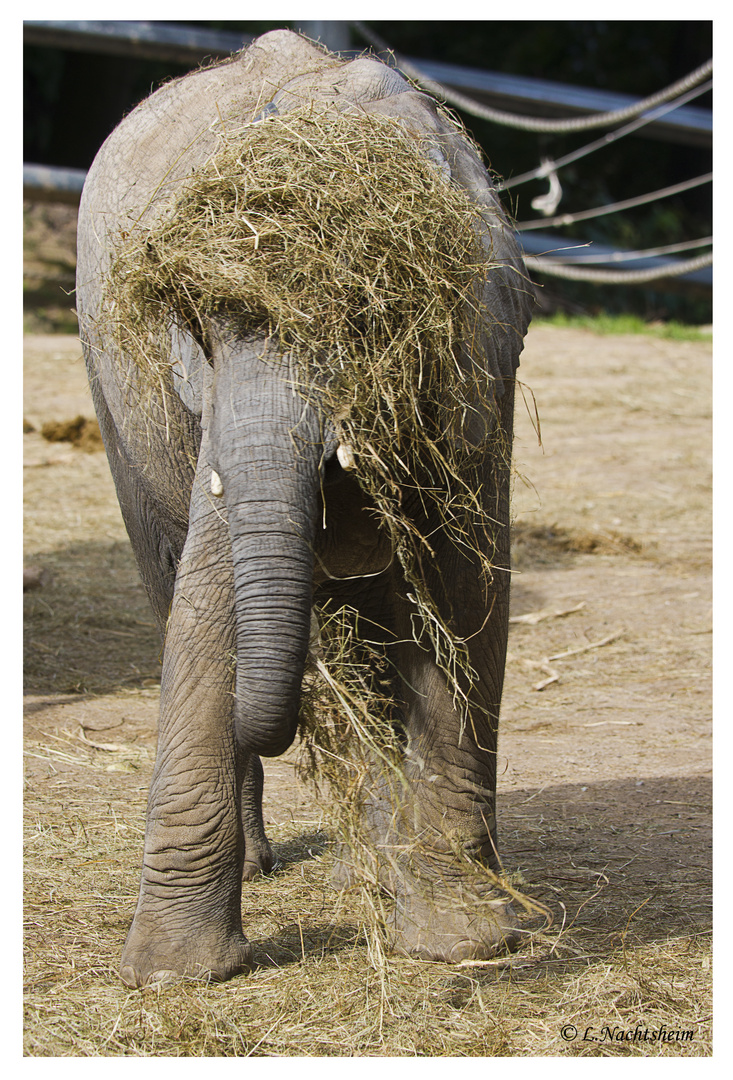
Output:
left=449, top=196, right=533, bottom=448
left=425, top=102, right=533, bottom=396
left=363, top=89, right=533, bottom=404
left=169, top=320, right=207, bottom=417
left=456, top=147, right=535, bottom=398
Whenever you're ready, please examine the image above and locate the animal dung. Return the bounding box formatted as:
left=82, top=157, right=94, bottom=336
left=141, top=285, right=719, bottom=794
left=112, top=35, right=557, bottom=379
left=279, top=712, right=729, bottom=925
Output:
left=40, top=415, right=104, bottom=452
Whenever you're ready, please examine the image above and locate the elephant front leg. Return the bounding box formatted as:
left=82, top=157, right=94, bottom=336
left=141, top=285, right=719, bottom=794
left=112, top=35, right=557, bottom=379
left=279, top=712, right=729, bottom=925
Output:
left=120, top=470, right=251, bottom=988
left=380, top=503, right=525, bottom=960
left=380, top=630, right=521, bottom=962
left=320, top=569, right=520, bottom=961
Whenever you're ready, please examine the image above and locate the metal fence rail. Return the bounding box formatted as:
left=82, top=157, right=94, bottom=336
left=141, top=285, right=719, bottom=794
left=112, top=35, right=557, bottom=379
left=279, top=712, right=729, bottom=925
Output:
left=23, top=19, right=253, bottom=64
left=23, top=163, right=87, bottom=205
left=23, top=20, right=712, bottom=290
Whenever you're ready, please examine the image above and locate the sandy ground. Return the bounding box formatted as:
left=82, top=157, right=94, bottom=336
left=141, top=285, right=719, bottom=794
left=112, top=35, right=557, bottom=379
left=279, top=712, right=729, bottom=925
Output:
left=23, top=324, right=712, bottom=1053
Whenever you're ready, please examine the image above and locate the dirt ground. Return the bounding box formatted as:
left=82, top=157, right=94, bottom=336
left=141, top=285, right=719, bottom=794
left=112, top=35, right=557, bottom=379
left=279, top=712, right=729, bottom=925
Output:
left=23, top=322, right=712, bottom=1056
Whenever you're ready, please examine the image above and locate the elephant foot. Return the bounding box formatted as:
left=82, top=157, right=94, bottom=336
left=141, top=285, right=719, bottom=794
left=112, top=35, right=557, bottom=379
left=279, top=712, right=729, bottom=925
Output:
left=119, top=914, right=253, bottom=988
left=332, top=839, right=519, bottom=961
left=242, top=858, right=270, bottom=881
left=242, top=842, right=275, bottom=881
left=389, top=881, right=521, bottom=962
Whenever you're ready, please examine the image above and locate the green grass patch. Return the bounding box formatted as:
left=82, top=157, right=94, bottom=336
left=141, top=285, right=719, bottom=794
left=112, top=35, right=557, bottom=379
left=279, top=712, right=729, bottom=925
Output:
left=535, top=312, right=711, bottom=341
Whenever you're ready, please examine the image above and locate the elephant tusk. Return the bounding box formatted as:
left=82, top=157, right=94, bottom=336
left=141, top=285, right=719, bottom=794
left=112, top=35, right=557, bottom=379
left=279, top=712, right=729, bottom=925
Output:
left=336, top=443, right=356, bottom=471
left=210, top=470, right=224, bottom=497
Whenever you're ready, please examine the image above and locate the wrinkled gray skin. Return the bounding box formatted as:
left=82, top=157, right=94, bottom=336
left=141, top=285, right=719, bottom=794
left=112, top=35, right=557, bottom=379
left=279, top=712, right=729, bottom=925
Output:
left=76, top=30, right=533, bottom=987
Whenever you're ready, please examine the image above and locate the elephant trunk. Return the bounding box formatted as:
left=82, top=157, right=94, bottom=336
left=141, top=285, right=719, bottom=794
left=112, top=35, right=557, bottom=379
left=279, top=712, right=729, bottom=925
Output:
left=208, top=335, right=326, bottom=757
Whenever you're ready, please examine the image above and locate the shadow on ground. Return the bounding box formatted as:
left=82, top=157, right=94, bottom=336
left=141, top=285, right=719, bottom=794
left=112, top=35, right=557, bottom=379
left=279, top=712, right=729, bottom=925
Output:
left=24, top=540, right=161, bottom=695
left=498, top=772, right=711, bottom=959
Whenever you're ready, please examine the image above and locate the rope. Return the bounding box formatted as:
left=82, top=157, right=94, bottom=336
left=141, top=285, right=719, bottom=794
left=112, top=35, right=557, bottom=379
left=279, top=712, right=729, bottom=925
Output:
left=527, top=251, right=712, bottom=284
left=538, top=237, right=713, bottom=264
left=351, top=22, right=712, bottom=135
left=516, top=172, right=712, bottom=231
left=349, top=25, right=712, bottom=290
left=498, top=79, right=712, bottom=190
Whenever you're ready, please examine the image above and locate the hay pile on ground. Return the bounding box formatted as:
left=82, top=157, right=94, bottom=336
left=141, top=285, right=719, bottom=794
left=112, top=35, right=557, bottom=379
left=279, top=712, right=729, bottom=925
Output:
left=41, top=415, right=103, bottom=452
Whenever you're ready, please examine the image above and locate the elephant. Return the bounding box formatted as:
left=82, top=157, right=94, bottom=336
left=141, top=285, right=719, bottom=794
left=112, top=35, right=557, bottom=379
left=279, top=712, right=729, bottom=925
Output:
left=75, top=29, right=533, bottom=988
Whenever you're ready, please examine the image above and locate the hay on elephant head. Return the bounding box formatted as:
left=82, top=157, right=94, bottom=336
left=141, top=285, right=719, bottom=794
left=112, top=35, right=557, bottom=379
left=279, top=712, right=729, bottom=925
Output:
left=106, top=104, right=491, bottom=390
left=104, top=102, right=528, bottom=940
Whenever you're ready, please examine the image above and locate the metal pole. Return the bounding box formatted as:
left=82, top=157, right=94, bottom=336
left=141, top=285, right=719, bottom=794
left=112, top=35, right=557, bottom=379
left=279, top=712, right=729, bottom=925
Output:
left=295, top=22, right=351, bottom=53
